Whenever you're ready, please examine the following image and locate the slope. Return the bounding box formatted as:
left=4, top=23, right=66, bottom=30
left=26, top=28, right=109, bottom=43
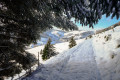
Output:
left=92, top=26, right=120, bottom=80
left=25, top=26, right=120, bottom=80
left=28, top=29, right=94, bottom=48
left=25, top=39, right=101, bottom=80
left=26, top=39, right=84, bottom=63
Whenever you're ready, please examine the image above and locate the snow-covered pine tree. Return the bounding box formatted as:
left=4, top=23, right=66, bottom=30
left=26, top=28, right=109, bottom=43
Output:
left=42, top=38, right=56, bottom=60
left=69, top=36, right=77, bottom=48
left=0, top=0, right=77, bottom=78
left=56, top=0, right=120, bottom=27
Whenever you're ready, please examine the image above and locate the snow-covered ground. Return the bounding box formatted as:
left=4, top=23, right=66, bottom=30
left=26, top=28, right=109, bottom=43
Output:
left=26, top=39, right=85, bottom=63
left=93, top=26, right=120, bottom=80
left=5, top=29, right=93, bottom=80
left=25, top=39, right=101, bottom=80
left=6, top=26, right=120, bottom=80
left=24, top=26, right=120, bottom=80
left=26, top=29, right=93, bottom=63
left=61, top=30, right=94, bottom=41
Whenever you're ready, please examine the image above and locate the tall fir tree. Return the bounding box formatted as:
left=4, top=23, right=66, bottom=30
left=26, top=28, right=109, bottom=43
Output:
left=42, top=38, right=56, bottom=60
left=69, top=36, right=77, bottom=49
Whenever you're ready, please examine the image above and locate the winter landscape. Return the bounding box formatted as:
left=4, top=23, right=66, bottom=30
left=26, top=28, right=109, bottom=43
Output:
left=25, top=24, right=120, bottom=80
left=1, top=0, right=120, bottom=80
left=5, top=23, right=120, bottom=80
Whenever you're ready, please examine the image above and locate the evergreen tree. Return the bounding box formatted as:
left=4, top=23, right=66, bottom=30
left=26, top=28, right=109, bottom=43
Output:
left=42, top=38, right=56, bottom=60
left=0, top=0, right=77, bottom=78
left=69, top=36, right=77, bottom=48
left=56, top=0, right=120, bottom=28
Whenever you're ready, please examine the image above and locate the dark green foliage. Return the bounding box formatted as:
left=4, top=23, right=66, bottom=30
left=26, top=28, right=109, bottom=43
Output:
left=88, top=35, right=93, bottom=39
left=116, top=45, right=120, bottom=48
left=111, top=55, right=114, bottom=59
left=104, top=36, right=107, bottom=39
left=57, top=0, right=120, bottom=27
left=111, top=54, right=115, bottom=59
left=104, top=35, right=111, bottom=41
left=0, top=50, right=37, bottom=77
left=106, top=36, right=109, bottom=41
left=41, top=38, right=56, bottom=60
left=0, top=0, right=77, bottom=78
left=69, top=36, right=77, bottom=48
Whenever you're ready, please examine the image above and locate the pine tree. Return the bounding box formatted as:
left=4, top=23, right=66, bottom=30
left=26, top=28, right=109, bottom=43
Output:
left=42, top=38, right=56, bottom=60
left=69, top=36, right=77, bottom=49
left=56, top=0, right=120, bottom=27
left=0, top=0, right=77, bottom=78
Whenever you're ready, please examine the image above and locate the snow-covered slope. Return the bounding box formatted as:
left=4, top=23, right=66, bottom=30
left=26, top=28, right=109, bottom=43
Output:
left=29, top=29, right=94, bottom=48
left=25, top=39, right=101, bottom=80
left=26, top=39, right=85, bottom=63
left=40, top=29, right=65, bottom=44
left=30, top=29, right=65, bottom=48
left=60, top=30, right=94, bottom=42
left=93, top=26, right=120, bottom=80
left=25, top=26, right=120, bottom=80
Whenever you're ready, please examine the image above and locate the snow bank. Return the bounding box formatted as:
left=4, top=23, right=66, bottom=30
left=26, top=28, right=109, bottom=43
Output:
left=93, top=26, right=120, bottom=80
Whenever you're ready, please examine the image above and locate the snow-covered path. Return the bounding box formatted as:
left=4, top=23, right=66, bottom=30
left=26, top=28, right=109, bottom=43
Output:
left=25, top=39, right=101, bottom=80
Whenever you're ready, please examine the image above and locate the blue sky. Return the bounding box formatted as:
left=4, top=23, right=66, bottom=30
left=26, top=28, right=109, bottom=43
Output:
left=73, top=15, right=120, bottom=30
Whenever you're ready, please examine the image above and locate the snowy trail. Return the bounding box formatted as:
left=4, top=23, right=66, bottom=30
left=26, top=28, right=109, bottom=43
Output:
left=25, top=39, right=101, bottom=80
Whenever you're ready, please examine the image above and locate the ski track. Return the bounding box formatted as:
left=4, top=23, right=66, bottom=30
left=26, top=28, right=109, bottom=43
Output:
left=25, top=39, right=102, bottom=80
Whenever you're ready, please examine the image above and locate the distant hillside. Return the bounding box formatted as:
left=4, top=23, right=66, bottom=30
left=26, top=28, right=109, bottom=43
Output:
left=29, top=29, right=94, bottom=48
left=96, top=21, right=120, bottom=34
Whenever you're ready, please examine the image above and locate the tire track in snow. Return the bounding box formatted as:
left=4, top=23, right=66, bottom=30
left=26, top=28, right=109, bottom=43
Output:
left=59, top=42, right=85, bottom=73
left=24, top=39, right=102, bottom=80
left=58, top=39, right=102, bottom=80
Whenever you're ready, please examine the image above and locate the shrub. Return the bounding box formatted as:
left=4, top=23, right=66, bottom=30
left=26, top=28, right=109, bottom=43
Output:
left=116, top=44, right=120, bottom=48
left=69, top=36, right=77, bottom=48
left=104, top=34, right=112, bottom=41
left=89, top=35, right=92, bottom=38
left=116, top=39, right=120, bottom=48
